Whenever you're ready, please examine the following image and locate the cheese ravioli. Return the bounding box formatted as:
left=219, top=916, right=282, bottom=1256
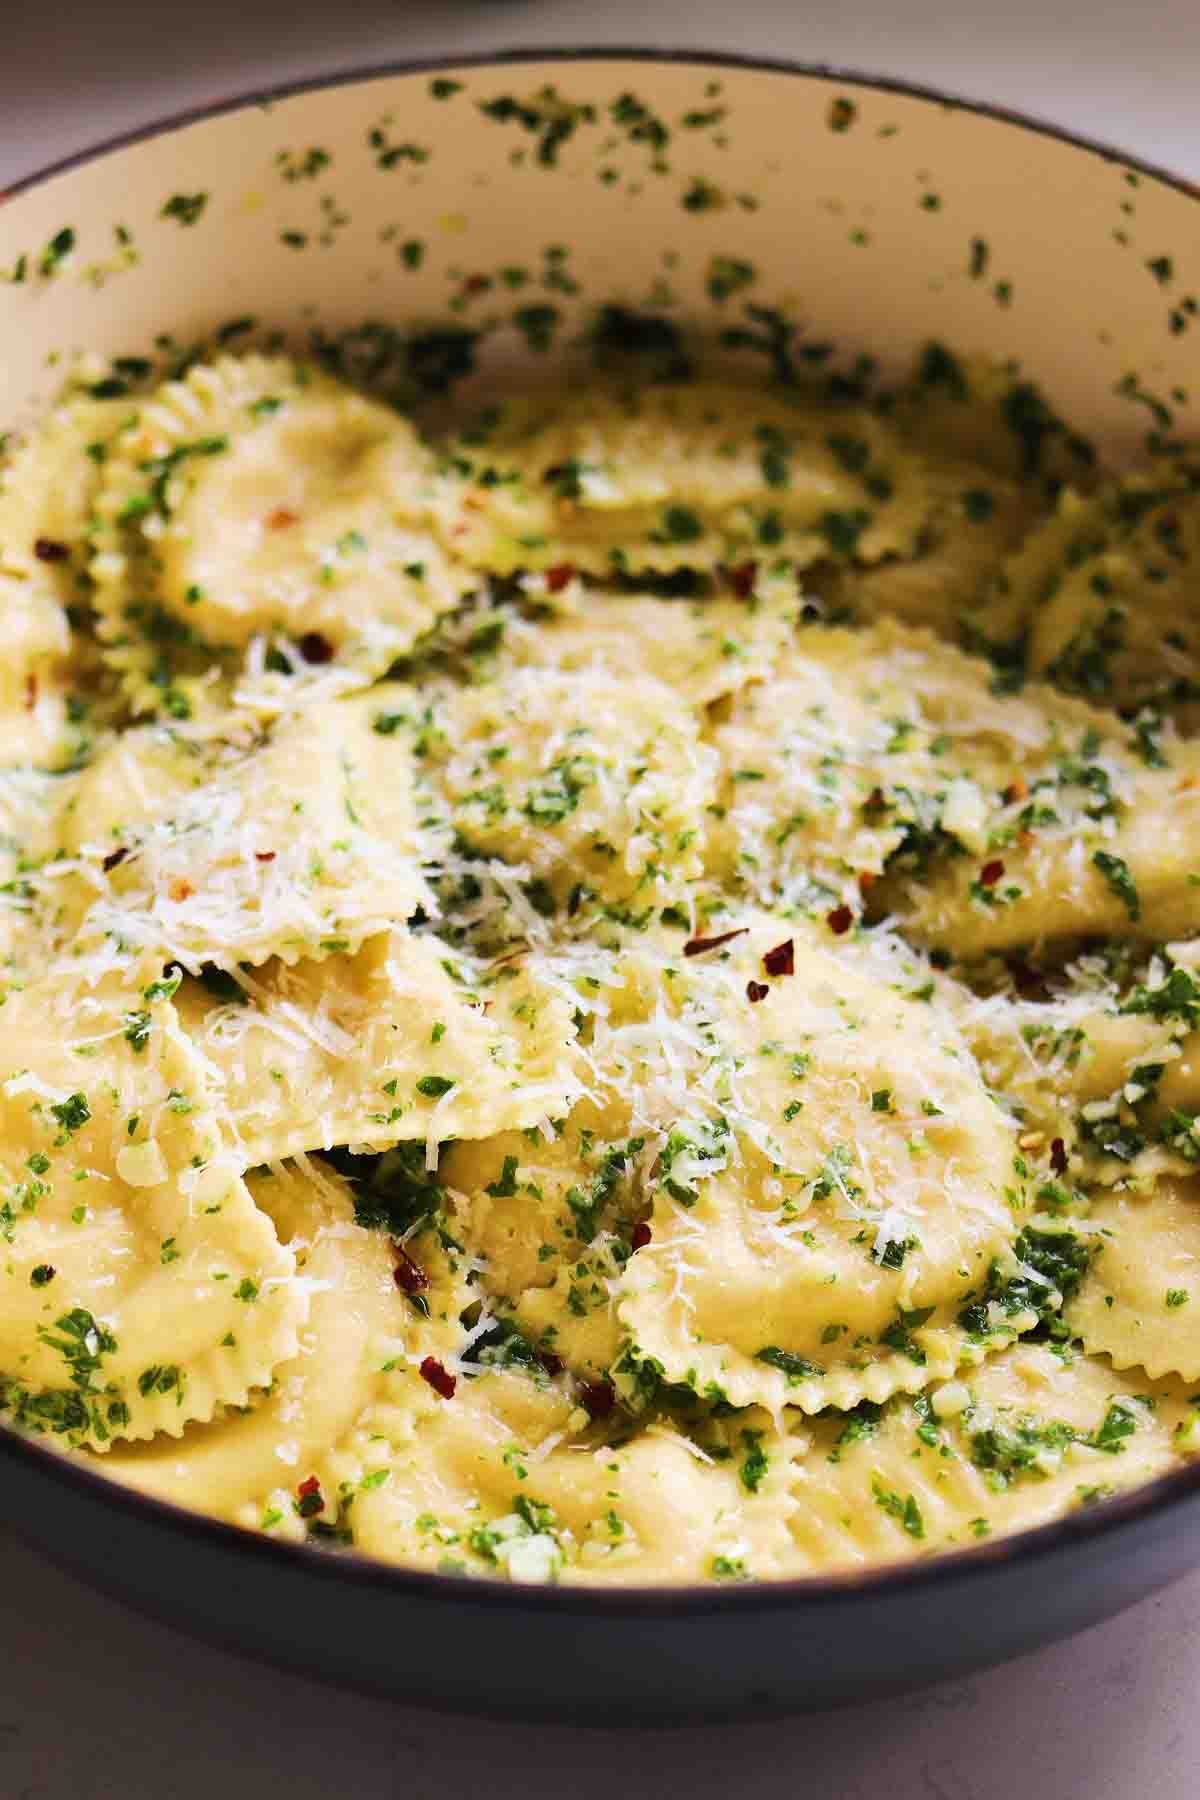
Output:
left=2, top=344, right=1199, bottom=1589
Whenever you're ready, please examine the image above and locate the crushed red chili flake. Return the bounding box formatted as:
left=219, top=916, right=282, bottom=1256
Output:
left=728, top=560, right=757, bottom=600
left=33, top=537, right=69, bottom=563
left=419, top=1355, right=457, bottom=1399
left=295, top=1475, right=324, bottom=1518
left=537, top=1350, right=564, bottom=1377
left=102, top=846, right=129, bottom=873
left=464, top=273, right=490, bottom=294
left=979, top=860, right=1005, bottom=888
left=1003, top=779, right=1028, bottom=805
left=254, top=850, right=277, bottom=863
left=298, top=631, right=335, bottom=664
left=1050, top=1137, right=1068, bottom=1176
left=762, top=938, right=795, bottom=978
left=579, top=1379, right=616, bottom=1419
left=544, top=563, right=576, bottom=594
left=630, top=1221, right=652, bottom=1252
left=392, top=1245, right=430, bottom=1296
left=746, top=979, right=769, bottom=1003
left=826, top=904, right=854, bottom=935
left=684, top=927, right=748, bottom=957
left=266, top=507, right=299, bottom=530
left=168, top=877, right=194, bottom=902
left=858, top=871, right=876, bottom=897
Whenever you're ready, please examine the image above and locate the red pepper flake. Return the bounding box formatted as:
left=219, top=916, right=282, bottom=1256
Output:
left=23, top=674, right=37, bottom=711
left=630, top=1220, right=652, bottom=1252
left=979, top=859, right=1005, bottom=888
left=858, top=871, right=876, bottom=897
left=168, top=877, right=194, bottom=902
left=537, top=1350, right=564, bottom=1377
left=33, top=537, right=70, bottom=563
left=1050, top=1137, right=1068, bottom=1177
left=266, top=507, right=299, bottom=531
left=728, top=560, right=757, bottom=600
left=579, top=1379, right=616, bottom=1419
left=419, top=1355, right=456, bottom=1399
left=392, top=1245, right=430, bottom=1296
left=826, top=904, right=854, bottom=935
left=544, top=563, right=576, bottom=594
left=746, top=979, right=769, bottom=1003
left=295, top=1475, right=324, bottom=1518
left=254, top=850, right=277, bottom=863
left=102, top=846, right=129, bottom=873
left=762, top=938, right=795, bottom=978
left=1003, top=779, right=1028, bottom=805
left=684, top=927, right=748, bottom=957
left=298, top=631, right=334, bottom=664
left=464, top=273, right=490, bottom=294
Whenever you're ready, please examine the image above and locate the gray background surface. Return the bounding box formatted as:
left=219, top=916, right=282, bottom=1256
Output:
left=3, top=4, right=1200, bottom=1795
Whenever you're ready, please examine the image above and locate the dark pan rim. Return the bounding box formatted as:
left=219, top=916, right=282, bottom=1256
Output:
left=3, top=44, right=1200, bottom=1621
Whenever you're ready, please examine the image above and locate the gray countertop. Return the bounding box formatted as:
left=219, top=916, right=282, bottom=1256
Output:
left=3, top=5, right=1200, bottom=1793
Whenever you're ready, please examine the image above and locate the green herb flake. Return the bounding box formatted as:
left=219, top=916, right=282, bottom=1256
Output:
left=1093, top=849, right=1140, bottom=920
left=161, top=193, right=208, bottom=227
left=50, top=1093, right=91, bottom=1137
left=415, top=1075, right=456, bottom=1099
left=872, top=1479, right=925, bottom=1539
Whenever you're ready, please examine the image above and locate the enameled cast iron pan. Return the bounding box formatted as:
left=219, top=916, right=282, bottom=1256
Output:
left=1, top=51, right=1198, bottom=1723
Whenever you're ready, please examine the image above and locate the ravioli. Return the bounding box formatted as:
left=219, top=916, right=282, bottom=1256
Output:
left=3, top=344, right=1199, bottom=1588
left=0, top=391, right=128, bottom=762
left=419, top=667, right=717, bottom=926
left=442, top=1099, right=645, bottom=1386
left=707, top=618, right=1116, bottom=913
left=786, top=1343, right=1191, bottom=1571
left=958, top=949, right=1200, bottom=1180
left=433, top=384, right=950, bottom=578
left=45, top=689, right=428, bottom=970
left=101, top=1159, right=443, bottom=1518
left=1065, top=1180, right=1200, bottom=1378
left=89, top=354, right=473, bottom=715
left=0, top=973, right=302, bottom=1448
left=995, top=474, right=1200, bottom=724
left=350, top=1370, right=797, bottom=1585
left=176, top=929, right=584, bottom=1165
left=475, top=569, right=799, bottom=708
left=610, top=921, right=1028, bottom=1413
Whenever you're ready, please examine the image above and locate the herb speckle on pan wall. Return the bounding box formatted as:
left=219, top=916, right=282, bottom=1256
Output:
left=160, top=193, right=208, bottom=227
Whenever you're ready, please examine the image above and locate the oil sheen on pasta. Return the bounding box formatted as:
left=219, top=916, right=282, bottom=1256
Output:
left=1, top=341, right=1199, bottom=1587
